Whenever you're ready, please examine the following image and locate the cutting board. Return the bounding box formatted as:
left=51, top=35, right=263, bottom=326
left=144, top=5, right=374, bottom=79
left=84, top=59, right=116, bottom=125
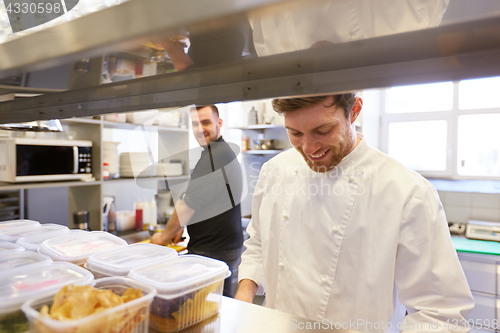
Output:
left=139, top=239, right=187, bottom=253
left=452, top=236, right=500, bottom=256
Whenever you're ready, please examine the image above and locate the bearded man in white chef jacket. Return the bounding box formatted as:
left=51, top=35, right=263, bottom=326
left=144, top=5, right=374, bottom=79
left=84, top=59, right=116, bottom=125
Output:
left=235, top=93, right=474, bottom=333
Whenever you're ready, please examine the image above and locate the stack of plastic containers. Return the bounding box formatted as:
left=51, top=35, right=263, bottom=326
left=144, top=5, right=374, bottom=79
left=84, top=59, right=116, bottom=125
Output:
left=0, top=240, right=24, bottom=253
left=86, top=243, right=178, bottom=278
left=0, top=223, right=68, bottom=243
left=39, top=231, right=127, bottom=267
left=0, top=262, right=94, bottom=333
left=22, top=277, right=156, bottom=333
left=129, top=255, right=230, bottom=332
left=0, top=251, right=52, bottom=271
left=17, top=229, right=82, bottom=252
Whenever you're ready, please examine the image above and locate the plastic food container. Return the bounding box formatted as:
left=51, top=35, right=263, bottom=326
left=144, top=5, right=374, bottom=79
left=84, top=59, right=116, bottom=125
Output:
left=0, top=251, right=52, bottom=272
left=0, top=223, right=68, bottom=243
left=129, top=255, right=230, bottom=332
left=16, top=228, right=77, bottom=252
left=39, top=231, right=127, bottom=266
left=0, top=219, right=40, bottom=233
left=22, top=276, right=156, bottom=333
left=0, top=240, right=24, bottom=253
left=86, top=243, right=178, bottom=278
left=0, top=262, right=94, bottom=333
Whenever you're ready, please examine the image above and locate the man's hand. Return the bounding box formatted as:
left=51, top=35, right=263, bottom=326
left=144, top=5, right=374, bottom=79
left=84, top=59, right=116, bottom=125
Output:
left=150, top=232, right=170, bottom=245
left=234, top=279, right=259, bottom=303
left=173, top=228, right=184, bottom=244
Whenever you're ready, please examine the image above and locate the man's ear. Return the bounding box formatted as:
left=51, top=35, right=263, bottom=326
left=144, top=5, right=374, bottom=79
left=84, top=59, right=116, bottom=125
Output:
left=219, top=117, right=223, bottom=128
left=350, top=97, right=363, bottom=124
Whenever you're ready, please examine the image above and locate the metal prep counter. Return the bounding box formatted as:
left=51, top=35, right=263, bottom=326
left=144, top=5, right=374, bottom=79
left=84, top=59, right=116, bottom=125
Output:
left=153, top=296, right=360, bottom=333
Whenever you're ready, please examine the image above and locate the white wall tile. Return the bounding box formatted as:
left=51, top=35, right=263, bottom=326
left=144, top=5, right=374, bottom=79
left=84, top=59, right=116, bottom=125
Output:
left=470, top=207, right=500, bottom=222
left=443, top=191, right=471, bottom=206
left=471, top=193, right=500, bottom=209
left=444, top=205, right=470, bottom=223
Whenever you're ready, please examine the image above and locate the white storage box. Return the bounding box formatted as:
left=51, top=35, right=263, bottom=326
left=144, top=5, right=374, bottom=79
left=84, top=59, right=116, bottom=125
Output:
left=0, top=251, right=52, bottom=272
left=16, top=229, right=78, bottom=252
left=0, top=240, right=24, bottom=253
left=86, top=243, right=178, bottom=278
left=126, top=110, right=158, bottom=125
left=0, top=262, right=94, bottom=333
left=116, top=210, right=135, bottom=231
left=0, top=223, right=68, bottom=243
left=39, top=231, right=127, bottom=266
left=103, top=113, right=127, bottom=123
left=22, top=277, right=156, bottom=333
left=128, top=255, right=229, bottom=332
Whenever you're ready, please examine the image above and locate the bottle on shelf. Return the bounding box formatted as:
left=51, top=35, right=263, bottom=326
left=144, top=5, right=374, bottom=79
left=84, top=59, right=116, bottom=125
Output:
left=135, top=199, right=143, bottom=231
left=149, top=198, right=157, bottom=227
left=142, top=198, right=150, bottom=231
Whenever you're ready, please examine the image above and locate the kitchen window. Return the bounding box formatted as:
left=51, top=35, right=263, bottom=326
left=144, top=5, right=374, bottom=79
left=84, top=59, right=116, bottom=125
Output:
left=379, top=76, right=500, bottom=179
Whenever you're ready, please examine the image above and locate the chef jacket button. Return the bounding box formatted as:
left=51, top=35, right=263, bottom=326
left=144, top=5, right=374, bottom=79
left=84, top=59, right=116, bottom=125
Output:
left=332, top=226, right=339, bottom=233
left=282, top=214, right=288, bottom=220
left=321, top=277, right=327, bottom=283
left=278, top=262, right=284, bottom=268
left=348, top=176, right=355, bottom=183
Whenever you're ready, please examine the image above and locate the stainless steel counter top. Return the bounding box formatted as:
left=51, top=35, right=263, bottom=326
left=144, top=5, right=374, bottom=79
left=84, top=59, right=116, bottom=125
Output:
left=151, top=296, right=360, bottom=333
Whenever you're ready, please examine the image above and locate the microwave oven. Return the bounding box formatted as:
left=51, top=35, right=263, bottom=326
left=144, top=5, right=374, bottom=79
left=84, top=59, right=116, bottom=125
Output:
left=0, top=138, right=93, bottom=183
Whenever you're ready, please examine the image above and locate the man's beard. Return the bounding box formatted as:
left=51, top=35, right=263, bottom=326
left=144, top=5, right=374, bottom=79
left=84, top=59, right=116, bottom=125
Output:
left=297, top=129, right=355, bottom=173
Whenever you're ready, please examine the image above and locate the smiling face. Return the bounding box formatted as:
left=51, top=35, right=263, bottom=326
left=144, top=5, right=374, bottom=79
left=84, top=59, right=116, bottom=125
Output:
left=284, top=96, right=362, bottom=172
left=191, top=106, right=223, bottom=146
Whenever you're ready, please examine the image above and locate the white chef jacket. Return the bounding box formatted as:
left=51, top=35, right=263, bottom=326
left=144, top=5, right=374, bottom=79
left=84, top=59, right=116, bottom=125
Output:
left=249, top=0, right=449, bottom=57
left=239, top=135, right=474, bottom=333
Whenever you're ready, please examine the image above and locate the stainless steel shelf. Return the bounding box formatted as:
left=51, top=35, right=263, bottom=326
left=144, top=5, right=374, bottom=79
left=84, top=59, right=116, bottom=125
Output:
left=243, top=150, right=284, bottom=155
left=0, top=180, right=101, bottom=191
left=102, top=120, right=189, bottom=132
left=229, top=125, right=284, bottom=130
left=103, top=175, right=189, bottom=183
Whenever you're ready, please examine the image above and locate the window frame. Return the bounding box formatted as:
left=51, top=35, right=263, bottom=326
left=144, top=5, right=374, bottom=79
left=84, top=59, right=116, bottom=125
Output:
left=380, top=80, right=500, bottom=180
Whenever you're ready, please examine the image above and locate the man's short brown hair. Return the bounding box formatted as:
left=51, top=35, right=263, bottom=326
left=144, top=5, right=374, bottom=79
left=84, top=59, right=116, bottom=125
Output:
left=272, top=93, right=357, bottom=119
left=194, top=105, right=220, bottom=118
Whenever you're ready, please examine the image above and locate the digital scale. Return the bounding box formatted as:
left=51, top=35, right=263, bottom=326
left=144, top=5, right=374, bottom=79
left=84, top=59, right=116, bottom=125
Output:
left=466, top=220, right=500, bottom=242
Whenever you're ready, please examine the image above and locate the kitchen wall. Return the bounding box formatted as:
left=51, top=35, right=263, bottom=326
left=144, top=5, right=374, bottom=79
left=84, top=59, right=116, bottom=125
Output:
left=438, top=191, right=500, bottom=223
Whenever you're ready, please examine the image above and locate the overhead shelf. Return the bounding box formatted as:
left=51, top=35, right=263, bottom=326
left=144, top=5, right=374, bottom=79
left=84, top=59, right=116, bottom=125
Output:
left=229, top=125, right=284, bottom=130
left=0, top=0, right=499, bottom=125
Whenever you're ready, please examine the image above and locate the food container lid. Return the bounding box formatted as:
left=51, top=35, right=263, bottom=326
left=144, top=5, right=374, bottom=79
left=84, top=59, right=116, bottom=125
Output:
left=86, top=243, right=178, bottom=276
left=128, top=255, right=230, bottom=297
left=0, top=220, right=40, bottom=232
left=0, top=224, right=68, bottom=243
left=39, top=231, right=127, bottom=265
left=16, top=228, right=73, bottom=251
left=0, top=240, right=24, bottom=253
left=0, top=251, right=52, bottom=272
left=0, top=262, right=94, bottom=313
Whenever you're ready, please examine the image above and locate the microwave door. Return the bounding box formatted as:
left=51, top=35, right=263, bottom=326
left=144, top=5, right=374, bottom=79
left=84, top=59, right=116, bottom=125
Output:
left=73, top=146, right=78, bottom=174
left=17, top=145, right=76, bottom=176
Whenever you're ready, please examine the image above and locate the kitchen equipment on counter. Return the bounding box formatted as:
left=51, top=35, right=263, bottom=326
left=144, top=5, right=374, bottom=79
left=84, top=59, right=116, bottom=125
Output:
left=116, top=210, right=135, bottom=231
left=85, top=243, right=178, bottom=278
left=156, top=190, right=172, bottom=223
left=465, top=220, right=500, bottom=241
left=103, top=196, right=116, bottom=233
left=252, top=139, right=277, bottom=150
left=73, top=210, right=89, bottom=231
left=0, top=138, right=93, bottom=183
left=128, top=255, right=230, bottom=332
left=448, top=222, right=466, bottom=235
